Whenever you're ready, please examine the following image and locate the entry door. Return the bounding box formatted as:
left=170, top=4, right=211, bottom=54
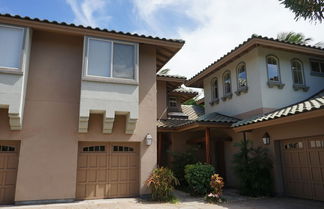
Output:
left=281, top=136, right=324, bottom=201
left=0, top=141, right=20, bottom=204
left=76, top=142, right=139, bottom=200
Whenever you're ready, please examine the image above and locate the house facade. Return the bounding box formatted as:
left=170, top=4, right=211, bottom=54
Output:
left=0, top=14, right=183, bottom=204
left=157, top=36, right=324, bottom=202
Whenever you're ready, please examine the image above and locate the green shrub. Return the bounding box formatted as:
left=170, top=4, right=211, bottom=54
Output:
left=146, top=167, right=179, bottom=201
left=232, top=140, right=273, bottom=196
left=184, top=163, right=215, bottom=196
left=171, top=148, right=200, bottom=187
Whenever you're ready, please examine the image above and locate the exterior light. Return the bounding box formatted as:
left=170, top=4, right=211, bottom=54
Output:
left=262, top=132, right=270, bottom=145
left=145, top=134, right=153, bottom=146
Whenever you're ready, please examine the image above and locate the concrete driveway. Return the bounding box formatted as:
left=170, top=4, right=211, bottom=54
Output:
left=2, top=196, right=324, bottom=209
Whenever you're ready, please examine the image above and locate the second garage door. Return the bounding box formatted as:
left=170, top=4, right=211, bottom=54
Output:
left=76, top=142, right=139, bottom=200
left=281, top=136, right=324, bottom=201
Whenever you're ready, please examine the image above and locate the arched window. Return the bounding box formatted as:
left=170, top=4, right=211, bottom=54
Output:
left=291, top=59, right=304, bottom=85
left=223, top=71, right=232, bottom=95
left=211, top=77, right=218, bottom=100
left=266, top=55, right=280, bottom=82
left=237, top=62, right=247, bottom=89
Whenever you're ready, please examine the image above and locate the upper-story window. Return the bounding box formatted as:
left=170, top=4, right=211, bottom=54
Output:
left=266, top=55, right=285, bottom=89
left=291, top=59, right=309, bottom=91
left=0, top=24, right=25, bottom=71
left=221, top=71, right=232, bottom=101
left=210, top=77, right=219, bottom=103
left=237, top=63, right=247, bottom=88
left=310, top=59, right=324, bottom=77
left=235, top=62, right=248, bottom=95
left=168, top=97, right=177, bottom=107
left=84, top=37, right=138, bottom=81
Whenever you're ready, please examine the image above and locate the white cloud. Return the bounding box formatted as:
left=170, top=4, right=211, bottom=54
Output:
left=133, top=0, right=324, bottom=78
left=65, top=0, right=110, bottom=27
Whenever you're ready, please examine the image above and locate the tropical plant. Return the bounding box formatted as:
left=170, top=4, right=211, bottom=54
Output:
left=279, top=0, right=324, bottom=23
left=277, top=32, right=313, bottom=44
left=205, top=174, right=225, bottom=203
left=184, top=163, right=215, bottom=196
left=232, top=140, right=273, bottom=197
left=170, top=148, right=200, bottom=188
left=146, top=167, right=179, bottom=201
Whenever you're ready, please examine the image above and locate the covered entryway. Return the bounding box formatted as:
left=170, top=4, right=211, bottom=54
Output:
left=0, top=141, right=20, bottom=204
left=76, top=142, right=139, bottom=200
left=281, top=136, right=324, bottom=201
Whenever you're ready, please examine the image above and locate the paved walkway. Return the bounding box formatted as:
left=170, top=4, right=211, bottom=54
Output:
left=3, top=191, right=324, bottom=209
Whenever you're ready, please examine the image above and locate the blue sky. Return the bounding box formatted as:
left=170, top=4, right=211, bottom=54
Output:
left=0, top=0, right=323, bottom=78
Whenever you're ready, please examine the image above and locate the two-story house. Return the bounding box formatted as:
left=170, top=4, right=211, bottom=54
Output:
left=182, top=35, right=324, bottom=201
left=0, top=14, right=184, bottom=204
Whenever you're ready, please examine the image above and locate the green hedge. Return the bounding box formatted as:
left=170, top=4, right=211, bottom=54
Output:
left=184, top=163, right=215, bottom=196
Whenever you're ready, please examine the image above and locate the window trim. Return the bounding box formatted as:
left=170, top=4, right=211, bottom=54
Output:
left=210, top=77, right=219, bottom=105
left=235, top=62, right=248, bottom=95
left=168, top=97, right=177, bottom=108
left=265, top=55, right=285, bottom=89
left=82, top=36, right=139, bottom=85
left=290, top=58, right=309, bottom=92
left=221, top=70, right=232, bottom=101
left=0, top=23, right=26, bottom=74
left=309, top=58, right=324, bottom=77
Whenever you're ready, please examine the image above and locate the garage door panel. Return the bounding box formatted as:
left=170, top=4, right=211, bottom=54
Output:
left=5, top=170, right=17, bottom=185
left=88, top=156, right=97, bottom=168
left=78, top=156, right=87, bottom=168
left=76, top=184, right=86, bottom=199
left=87, top=170, right=97, bottom=182
left=0, top=141, right=20, bottom=204
left=281, top=137, right=324, bottom=201
left=76, top=142, right=139, bottom=200
left=77, top=169, right=87, bottom=183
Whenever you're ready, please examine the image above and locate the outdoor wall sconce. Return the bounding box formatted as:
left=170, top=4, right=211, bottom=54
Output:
left=145, top=134, right=153, bottom=146
left=262, top=132, right=270, bottom=145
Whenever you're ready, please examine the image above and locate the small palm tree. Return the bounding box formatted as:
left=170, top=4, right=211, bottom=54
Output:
left=277, top=32, right=313, bottom=44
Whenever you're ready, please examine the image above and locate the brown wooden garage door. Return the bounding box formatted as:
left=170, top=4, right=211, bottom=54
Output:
left=0, top=141, right=20, bottom=204
left=76, top=142, right=139, bottom=200
left=281, top=136, right=324, bottom=201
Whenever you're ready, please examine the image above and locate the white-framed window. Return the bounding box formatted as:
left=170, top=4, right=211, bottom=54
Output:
left=168, top=97, right=177, bottom=107
left=236, top=62, right=247, bottom=89
left=291, top=59, right=305, bottom=85
left=310, top=59, right=324, bottom=77
left=0, top=24, right=25, bottom=71
left=84, top=36, right=138, bottom=81
left=211, top=77, right=218, bottom=100
left=266, top=55, right=281, bottom=82
left=223, top=71, right=232, bottom=95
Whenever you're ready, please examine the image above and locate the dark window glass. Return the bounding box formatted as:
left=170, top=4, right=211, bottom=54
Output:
left=311, top=61, right=320, bottom=72
left=223, top=72, right=231, bottom=94
left=113, top=146, right=118, bottom=151
left=267, top=57, right=280, bottom=82
left=212, top=78, right=218, bottom=99
left=237, top=64, right=247, bottom=88
left=0, top=145, right=15, bottom=152
left=291, top=60, right=304, bottom=85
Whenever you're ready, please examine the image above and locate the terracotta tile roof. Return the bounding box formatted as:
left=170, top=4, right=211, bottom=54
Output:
left=232, top=89, right=324, bottom=128
left=0, top=13, right=184, bottom=44
left=157, top=118, right=190, bottom=128
left=172, top=87, right=197, bottom=95
left=157, top=105, right=239, bottom=128
left=180, top=105, right=205, bottom=120
left=187, top=35, right=324, bottom=87
left=156, top=74, right=187, bottom=79
left=197, top=112, right=240, bottom=123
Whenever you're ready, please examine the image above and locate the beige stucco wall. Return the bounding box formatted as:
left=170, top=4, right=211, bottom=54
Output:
left=203, top=47, right=324, bottom=119
left=203, top=48, right=263, bottom=118
left=223, top=116, right=324, bottom=194
left=157, top=80, right=167, bottom=119
left=0, top=29, right=157, bottom=202
left=257, top=47, right=324, bottom=109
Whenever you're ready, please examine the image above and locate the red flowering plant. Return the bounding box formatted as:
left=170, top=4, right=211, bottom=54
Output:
left=205, top=174, right=225, bottom=203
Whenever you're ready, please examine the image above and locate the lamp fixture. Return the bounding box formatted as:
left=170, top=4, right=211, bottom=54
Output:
left=145, top=134, right=153, bottom=146
left=262, top=132, right=270, bottom=145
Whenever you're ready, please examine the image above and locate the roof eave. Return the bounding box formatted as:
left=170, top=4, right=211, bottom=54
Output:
left=232, top=108, right=324, bottom=132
